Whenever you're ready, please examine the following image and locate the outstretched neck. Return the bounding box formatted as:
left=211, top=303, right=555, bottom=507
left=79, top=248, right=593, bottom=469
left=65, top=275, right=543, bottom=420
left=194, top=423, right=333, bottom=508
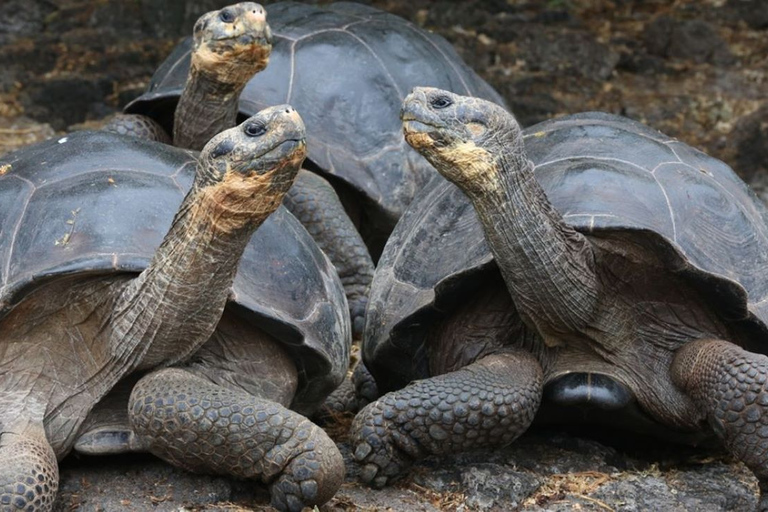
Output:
left=174, top=66, right=244, bottom=151
left=109, top=174, right=275, bottom=371
left=462, top=147, right=600, bottom=338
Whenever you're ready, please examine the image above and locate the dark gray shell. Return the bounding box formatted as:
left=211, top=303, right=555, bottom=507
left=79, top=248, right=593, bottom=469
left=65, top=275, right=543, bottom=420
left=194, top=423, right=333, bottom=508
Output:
left=365, top=112, right=768, bottom=393
left=0, top=131, right=350, bottom=414
left=124, top=1, right=506, bottom=230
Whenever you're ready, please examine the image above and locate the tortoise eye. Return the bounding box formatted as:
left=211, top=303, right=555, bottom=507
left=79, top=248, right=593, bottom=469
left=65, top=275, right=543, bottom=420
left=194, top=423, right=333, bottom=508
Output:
left=219, top=9, right=235, bottom=23
left=244, top=122, right=267, bottom=137
left=430, top=95, right=452, bottom=110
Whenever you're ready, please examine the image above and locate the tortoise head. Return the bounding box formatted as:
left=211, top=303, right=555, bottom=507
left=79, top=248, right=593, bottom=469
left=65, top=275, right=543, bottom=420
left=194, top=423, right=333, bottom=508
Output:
left=191, top=2, right=273, bottom=85
left=195, top=105, right=306, bottom=231
left=402, top=87, right=522, bottom=194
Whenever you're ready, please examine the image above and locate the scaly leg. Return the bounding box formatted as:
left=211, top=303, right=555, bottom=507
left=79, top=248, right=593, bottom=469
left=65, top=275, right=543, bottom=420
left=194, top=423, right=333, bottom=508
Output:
left=128, top=368, right=344, bottom=512
left=102, top=114, right=172, bottom=144
left=0, top=421, right=58, bottom=512
left=672, top=339, right=768, bottom=510
left=283, top=169, right=374, bottom=337
left=350, top=351, right=542, bottom=487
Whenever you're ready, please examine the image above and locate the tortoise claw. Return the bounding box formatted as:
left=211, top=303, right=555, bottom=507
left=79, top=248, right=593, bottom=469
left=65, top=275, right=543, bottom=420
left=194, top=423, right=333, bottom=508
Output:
left=350, top=400, right=418, bottom=486
left=354, top=442, right=372, bottom=461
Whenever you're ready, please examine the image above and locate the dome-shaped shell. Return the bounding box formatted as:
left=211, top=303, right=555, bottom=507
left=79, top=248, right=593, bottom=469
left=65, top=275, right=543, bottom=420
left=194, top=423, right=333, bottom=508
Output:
left=0, top=131, right=350, bottom=415
left=365, top=112, right=768, bottom=393
left=125, top=1, right=506, bottom=230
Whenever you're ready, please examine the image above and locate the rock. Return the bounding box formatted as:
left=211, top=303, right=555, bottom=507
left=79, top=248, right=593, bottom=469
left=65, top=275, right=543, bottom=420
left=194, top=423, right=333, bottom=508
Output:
left=0, top=116, right=55, bottom=156
left=728, top=0, right=768, bottom=29
left=55, top=453, right=267, bottom=512
left=644, top=16, right=736, bottom=65
left=729, top=104, right=768, bottom=183
left=0, top=0, right=55, bottom=46
left=21, top=76, right=115, bottom=130
left=415, top=463, right=542, bottom=511
left=57, top=428, right=760, bottom=511
left=519, top=30, right=619, bottom=81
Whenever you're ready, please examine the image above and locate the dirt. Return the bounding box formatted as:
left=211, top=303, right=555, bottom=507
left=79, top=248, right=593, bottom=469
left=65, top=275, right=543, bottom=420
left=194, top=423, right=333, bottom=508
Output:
left=2, top=0, right=768, bottom=510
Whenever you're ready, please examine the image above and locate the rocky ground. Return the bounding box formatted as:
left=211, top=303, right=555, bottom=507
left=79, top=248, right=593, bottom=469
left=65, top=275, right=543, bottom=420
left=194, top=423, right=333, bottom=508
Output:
left=2, top=0, right=768, bottom=510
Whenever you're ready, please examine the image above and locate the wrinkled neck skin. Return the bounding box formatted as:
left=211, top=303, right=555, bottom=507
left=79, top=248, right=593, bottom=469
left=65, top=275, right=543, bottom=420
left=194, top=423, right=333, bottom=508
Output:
left=173, top=64, right=244, bottom=151
left=109, top=161, right=284, bottom=371
left=458, top=138, right=600, bottom=341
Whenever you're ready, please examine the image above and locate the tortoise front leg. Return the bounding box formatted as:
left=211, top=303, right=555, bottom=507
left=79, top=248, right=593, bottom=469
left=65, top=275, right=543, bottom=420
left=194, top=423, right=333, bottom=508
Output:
left=103, top=114, right=172, bottom=145
left=349, top=351, right=542, bottom=487
left=672, top=339, right=768, bottom=510
left=128, top=368, right=344, bottom=512
left=283, top=169, right=374, bottom=337
left=0, top=421, right=58, bottom=512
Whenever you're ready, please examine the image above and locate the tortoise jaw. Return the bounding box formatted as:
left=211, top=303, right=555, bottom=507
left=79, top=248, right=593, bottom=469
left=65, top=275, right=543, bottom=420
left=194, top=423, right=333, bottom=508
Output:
left=403, top=121, right=436, bottom=151
left=403, top=119, right=454, bottom=153
left=234, top=138, right=306, bottom=177
left=402, top=119, right=435, bottom=134
left=214, top=31, right=271, bottom=47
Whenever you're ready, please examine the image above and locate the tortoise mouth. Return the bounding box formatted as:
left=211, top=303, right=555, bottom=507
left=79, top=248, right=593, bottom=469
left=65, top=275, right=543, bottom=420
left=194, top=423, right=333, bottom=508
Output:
left=402, top=119, right=441, bottom=137
left=403, top=119, right=452, bottom=151
left=214, top=33, right=271, bottom=46
left=403, top=119, right=438, bottom=133
left=252, top=138, right=305, bottom=161
left=228, top=138, right=305, bottom=178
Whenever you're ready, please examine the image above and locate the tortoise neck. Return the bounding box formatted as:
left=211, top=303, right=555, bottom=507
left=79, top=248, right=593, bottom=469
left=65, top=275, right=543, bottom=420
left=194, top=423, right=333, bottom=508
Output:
left=463, top=147, right=600, bottom=338
left=173, top=65, right=244, bottom=151
left=110, top=172, right=273, bottom=370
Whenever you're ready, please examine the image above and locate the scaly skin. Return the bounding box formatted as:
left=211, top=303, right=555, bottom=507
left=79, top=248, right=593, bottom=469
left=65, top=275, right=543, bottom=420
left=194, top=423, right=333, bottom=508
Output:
left=284, top=169, right=374, bottom=338
left=352, top=360, right=380, bottom=406
left=0, top=425, right=57, bottom=512
left=350, top=352, right=542, bottom=487
left=673, top=339, right=768, bottom=510
left=129, top=369, right=344, bottom=512
left=103, top=114, right=171, bottom=145
left=318, top=361, right=378, bottom=418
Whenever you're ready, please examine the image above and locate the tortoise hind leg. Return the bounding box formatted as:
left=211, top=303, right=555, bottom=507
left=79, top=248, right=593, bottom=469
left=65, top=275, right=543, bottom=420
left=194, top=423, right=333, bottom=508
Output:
left=672, top=339, right=768, bottom=509
left=128, top=368, right=344, bottom=512
left=283, top=169, right=374, bottom=338
left=0, top=421, right=58, bottom=512
left=349, top=351, right=543, bottom=487
left=103, top=114, right=172, bottom=145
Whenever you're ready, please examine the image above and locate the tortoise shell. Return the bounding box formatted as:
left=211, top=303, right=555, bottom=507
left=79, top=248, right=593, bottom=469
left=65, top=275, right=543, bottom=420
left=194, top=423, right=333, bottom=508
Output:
left=364, top=112, right=768, bottom=393
left=124, top=1, right=506, bottom=232
left=0, top=131, right=350, bottom=414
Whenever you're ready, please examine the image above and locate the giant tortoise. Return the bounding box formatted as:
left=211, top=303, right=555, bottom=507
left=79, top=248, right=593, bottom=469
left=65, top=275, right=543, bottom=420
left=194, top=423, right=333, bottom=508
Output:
left=0, top=107, right=349, bottom=512
left=350, top=88, right=768, bottom=509
left=120, top=1, right=507, bottom=255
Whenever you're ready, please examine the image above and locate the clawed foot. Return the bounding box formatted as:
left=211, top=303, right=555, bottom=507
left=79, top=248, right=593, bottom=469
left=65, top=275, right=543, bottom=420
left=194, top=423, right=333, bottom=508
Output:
left=129, top=368, right=344, bottom=512
left=349, top=353, right=543, bottom=488
left=269, top=448, right=327, bottom=511
left=267, top=422, right=345, bottom=512
left=349, top=397, right=425, bottom=487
